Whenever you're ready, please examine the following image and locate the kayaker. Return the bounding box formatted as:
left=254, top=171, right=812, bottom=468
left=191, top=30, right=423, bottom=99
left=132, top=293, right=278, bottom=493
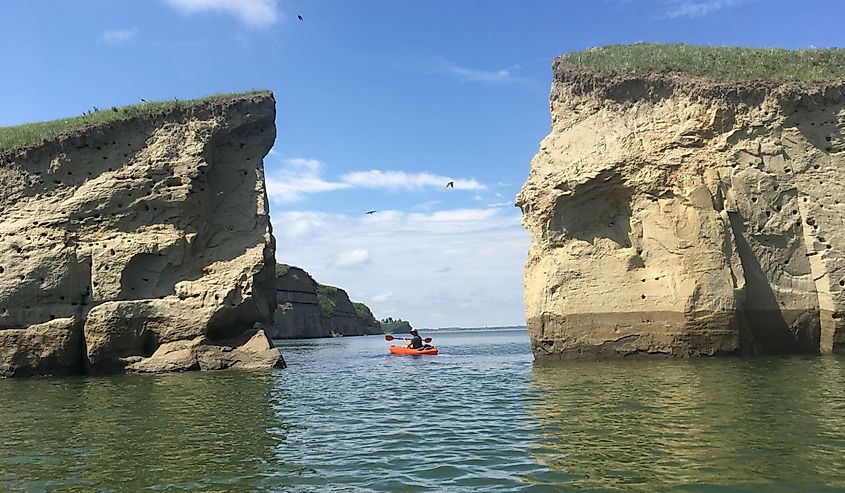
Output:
left=406, top=328, right=423, bottom=349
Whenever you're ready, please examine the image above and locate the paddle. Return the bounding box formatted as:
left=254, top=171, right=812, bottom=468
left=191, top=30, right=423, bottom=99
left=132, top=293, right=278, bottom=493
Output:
left=385, top=335, right=432, bottom=343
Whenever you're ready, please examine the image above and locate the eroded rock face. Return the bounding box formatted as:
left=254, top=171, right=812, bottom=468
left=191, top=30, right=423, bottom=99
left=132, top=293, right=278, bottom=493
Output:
left=271, top=267, right=329, bottom=339
left=517, top=60, right=845, bottom=359
left=269, top=266, right=383, bottom=338
left=0, top=93, right=285, bottom=376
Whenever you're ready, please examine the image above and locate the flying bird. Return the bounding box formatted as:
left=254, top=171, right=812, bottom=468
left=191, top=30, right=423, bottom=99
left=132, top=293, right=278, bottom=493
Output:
left=140, top=98, right=147, bottom=103
left=366, top=210, right=377, bottom=215
left=446, top=181, right=454, bottom=188
left=298, top=14, right=304, bottom=21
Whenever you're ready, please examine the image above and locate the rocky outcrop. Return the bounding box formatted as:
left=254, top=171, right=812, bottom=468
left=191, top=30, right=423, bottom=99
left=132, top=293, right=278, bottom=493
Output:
left=517, top=56, right=845, bottom=359
left=269, top=265, right=388, bottom=338
left=325, top=285, right=379, bottom=336
left=379, top=319, right=413, bottom=334
left=271, top=266, right=329, bottom=339
left=0, top=93, right=284, bottom=376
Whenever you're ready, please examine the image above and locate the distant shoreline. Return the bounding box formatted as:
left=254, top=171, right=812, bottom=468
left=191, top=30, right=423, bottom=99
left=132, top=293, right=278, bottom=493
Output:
left=423, top=326, right=527, bottom=332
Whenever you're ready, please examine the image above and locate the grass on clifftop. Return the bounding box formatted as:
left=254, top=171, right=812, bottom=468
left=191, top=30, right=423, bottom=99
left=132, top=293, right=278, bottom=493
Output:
left=276, top=263, right=292, bottom=277
left=0, top=90, right=269, bottom=152
left=566, top=44, right=845, bottom=82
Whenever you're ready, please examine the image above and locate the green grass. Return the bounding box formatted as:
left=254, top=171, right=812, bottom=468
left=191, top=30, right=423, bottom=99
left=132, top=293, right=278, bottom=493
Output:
left=275, top=263, right=291, bottom=277
left=565, top=44, right=845, bottom=82
left=316, top=284, right=338, bottom=318
left=0, top=90, right=270, bottom=152
left=380, top=319, right=412, bottom=334
left=352, top=302, right=373, bottom=320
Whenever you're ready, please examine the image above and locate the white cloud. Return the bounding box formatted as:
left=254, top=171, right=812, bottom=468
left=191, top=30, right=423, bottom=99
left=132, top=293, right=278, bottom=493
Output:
left=162, top=0, right=282, bottom=28
left=370, top=292, right=394, bottom=303
left=342, top=170, right=486, bottom=191
left=265, top=156, right=488, bottom=202
left=102, top=28, right=138, bottom=43
left=448, top=65, right=517, bottom=83
left=663, top=0, right=747, bottom=18
left=330, top=249, right=371, bottom=269
left=266, top=158, right=352, bottom=203
left=411, top=200, right=442, bottom=212
left=273, top=206, right=528, bottom=327
left=487, top=201, right=514, bottom=208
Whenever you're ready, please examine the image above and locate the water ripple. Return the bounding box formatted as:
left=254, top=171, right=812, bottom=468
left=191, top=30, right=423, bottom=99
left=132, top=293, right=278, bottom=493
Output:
left=1, top=331, right=844, bottom=491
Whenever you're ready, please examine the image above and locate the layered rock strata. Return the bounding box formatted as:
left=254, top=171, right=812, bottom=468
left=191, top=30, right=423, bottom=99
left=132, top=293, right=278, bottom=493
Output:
left=270, top=265, right=385, bottom=338
left=0, top=93, right=284, bottom=376
left=517, top=58, right=845, bottom=359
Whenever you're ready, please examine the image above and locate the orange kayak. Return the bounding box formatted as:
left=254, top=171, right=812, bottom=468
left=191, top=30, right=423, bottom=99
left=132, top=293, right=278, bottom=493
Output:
left=389, top=345, right=438, bottom=356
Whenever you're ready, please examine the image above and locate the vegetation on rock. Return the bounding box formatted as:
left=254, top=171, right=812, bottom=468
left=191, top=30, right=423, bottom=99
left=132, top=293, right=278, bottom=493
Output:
left=275, top=263, right=291, bottom=277
left=274, top=263, right=413, bottom=337
left=0, top=90, right=270, bottom=151
left=315, top=284, right=338, bottom=319
left=380, top=318, right=413, bottom=334
left=565, top=43, right=845, bottom=82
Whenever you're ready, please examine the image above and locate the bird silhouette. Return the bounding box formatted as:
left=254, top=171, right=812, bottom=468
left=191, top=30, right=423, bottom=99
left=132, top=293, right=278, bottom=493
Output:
left=140, top=98, right=147, bottom=103
left=298, top=14, right=304, bottom=21
left=446, top=181, right=454, bottom=188
left=366, top=210, right=377, bottom=215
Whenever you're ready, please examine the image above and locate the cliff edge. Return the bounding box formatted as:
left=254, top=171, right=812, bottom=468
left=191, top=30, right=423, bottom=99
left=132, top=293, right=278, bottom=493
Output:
left=270, top=264, right=402, bottom=338
left=517, top=45, right=845, bottom=359
left=0, top=92, right=284, bottom=376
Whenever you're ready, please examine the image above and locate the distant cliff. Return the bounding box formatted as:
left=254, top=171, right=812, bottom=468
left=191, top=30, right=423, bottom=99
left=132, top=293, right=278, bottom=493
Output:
left=379, top=318, right=413, bottom=334
left=269, top=264, right=408, bottom=338
left=518, top=45, right=845, bottom=359
left=0, top=92, right=284, bottom=376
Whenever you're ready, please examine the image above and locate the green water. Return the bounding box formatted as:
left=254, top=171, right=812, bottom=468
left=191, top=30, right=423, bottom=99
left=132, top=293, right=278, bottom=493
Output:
left=1, top=329, right=844, bottom=492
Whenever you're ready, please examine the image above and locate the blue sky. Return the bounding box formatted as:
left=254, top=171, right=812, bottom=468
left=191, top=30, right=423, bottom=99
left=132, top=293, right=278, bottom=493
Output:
left=1, top=0, right=842, bottom=327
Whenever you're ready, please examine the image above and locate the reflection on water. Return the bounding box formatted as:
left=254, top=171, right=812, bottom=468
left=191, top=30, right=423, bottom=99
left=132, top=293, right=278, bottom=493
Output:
left=2, top=331, right=845, bottom=491
left=527, top=357, right=845, bottom=491
left=0, top=371, right=287, bottom=491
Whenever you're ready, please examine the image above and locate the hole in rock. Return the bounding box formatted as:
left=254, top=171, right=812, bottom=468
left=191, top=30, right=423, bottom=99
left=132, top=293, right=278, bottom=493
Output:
left=641, top=294, right=646, bottom=299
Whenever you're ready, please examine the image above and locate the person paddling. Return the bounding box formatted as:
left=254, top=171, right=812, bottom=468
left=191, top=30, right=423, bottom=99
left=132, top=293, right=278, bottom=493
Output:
left=406, top=328, right=423, bottom=349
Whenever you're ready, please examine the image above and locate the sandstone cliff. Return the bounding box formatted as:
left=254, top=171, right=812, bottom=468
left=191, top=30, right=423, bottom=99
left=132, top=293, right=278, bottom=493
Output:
left=269, top=264, right=389, bottom=338
left=517, top=49, right=845, bottom=359
left=0, top=92, right=284, bottom=376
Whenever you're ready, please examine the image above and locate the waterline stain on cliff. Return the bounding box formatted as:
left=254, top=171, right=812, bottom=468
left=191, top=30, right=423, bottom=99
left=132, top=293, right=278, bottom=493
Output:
left=519, top=44, right=845, bottom=359
left=0, top=92, right=284, bottom=376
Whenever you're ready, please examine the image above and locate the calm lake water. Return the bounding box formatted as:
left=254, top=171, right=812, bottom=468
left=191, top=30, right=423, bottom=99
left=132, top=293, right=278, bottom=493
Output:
left=1, top=328, right=844, bottom=492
